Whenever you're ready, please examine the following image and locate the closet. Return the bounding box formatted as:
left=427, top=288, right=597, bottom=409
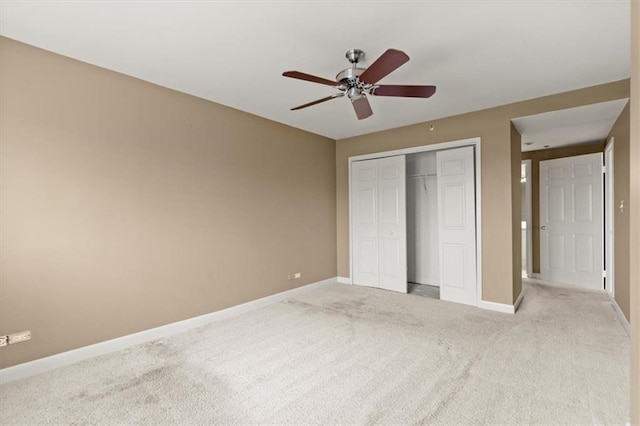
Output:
left=407, top=151, right=440, bottom=289
left=350, top=144, right=478, bottom=307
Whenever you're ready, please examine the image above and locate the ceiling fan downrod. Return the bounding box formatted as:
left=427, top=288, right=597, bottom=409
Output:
left=337, top=49, right=368, bottom=100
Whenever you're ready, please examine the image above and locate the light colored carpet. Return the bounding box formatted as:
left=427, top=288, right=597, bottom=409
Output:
left=0, top=279, right=630, bottom=424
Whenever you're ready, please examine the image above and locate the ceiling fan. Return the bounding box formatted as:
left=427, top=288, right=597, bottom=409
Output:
left=282, top=48, right=436, bottom=120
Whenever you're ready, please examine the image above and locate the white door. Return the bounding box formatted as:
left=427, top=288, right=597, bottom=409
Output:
left=352, top=156, right=407, bottom=293
left=377, top=156, right=407, bottom=292
left=540, top=153, right=603, bottom=289
left=437, top=147, right=477, bottom=306
left=352, top=159, right=379, bottom=287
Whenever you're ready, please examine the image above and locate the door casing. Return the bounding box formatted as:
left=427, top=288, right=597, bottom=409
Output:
left=522, top=159, right=533, bottom=278
left=604, top=138, right=615, bottom=295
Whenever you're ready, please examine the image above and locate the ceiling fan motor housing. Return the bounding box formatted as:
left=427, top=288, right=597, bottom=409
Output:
left=336, top=68, right=369, bottom=100
left=336, top=67, right=365, bottom=84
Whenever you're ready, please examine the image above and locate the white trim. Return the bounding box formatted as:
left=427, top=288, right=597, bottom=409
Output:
left=348, top=158, right=354, bottom=290
left=529, top=273, right=541, bottom=279
left=599, top=151, right=606, bottom=292
left=0, top=277, right=338, bottom=384
left=477, top=299, right=517, bottom=314
left=513, top=290, right=525, bottom=313
left=604, top=138, right=615, bottom=296
left=347, top=137, right=483, bottom=308
left=337, top=276, right=352, bottom=284
left=521, top=159, right=533, bottom=278
left=475, top=141, right=483, bottom=308
left=611, top=296, right=630, bottom=336
left=348, top=137, right=481, bottom=162
left=476, top=288, right=523, bottom=315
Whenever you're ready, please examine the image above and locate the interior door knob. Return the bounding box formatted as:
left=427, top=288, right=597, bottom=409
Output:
left=541, top=225, right=547, bottom=230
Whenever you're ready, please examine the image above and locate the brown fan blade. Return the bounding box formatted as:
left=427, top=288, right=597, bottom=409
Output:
left=283, top=71, right=340, bottom=87
left=358, top=49, right=410, bottom=84
left=351, top=96, right=373, bottom=120
left=291, top=93, right=344, bottom=111
left=372, top=85, right=437, bottom=98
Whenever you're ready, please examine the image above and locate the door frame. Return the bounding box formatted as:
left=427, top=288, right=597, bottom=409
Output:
left=347, top=137, right=483, bottom=306
left=604, top=137, right=615, bottom=295
left=522, top=159, right=533, bottom=278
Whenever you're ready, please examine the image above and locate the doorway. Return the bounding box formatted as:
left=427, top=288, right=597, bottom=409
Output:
left=349, top=138, right=481, bottom=307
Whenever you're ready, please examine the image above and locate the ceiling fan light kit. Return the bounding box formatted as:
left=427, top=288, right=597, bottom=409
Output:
left=282, top=48, right=436, bottom=120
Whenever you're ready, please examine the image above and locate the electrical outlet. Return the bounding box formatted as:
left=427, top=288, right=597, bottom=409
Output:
left=287, top=272, right=302, bottom=280
left=0, top=335, right=7, bottom=347
left=8, top=330, right=31, bottom=345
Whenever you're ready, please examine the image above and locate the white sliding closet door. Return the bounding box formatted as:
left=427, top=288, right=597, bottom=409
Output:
left=437, top=147, right=477, bottom=306
left=377, top=156, right=407, bottom=292
left=352, top=156, right=407, bottom=293
left=352, top=159, right=379, bottom=287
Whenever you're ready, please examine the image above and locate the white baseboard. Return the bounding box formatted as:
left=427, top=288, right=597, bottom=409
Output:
left=528, top=273, right=541, bottom=279
left=0, top=277, right=338, bottom=384
left=477, top=298, right=517, bottom=314
left=610, top=296, right=630, bottom=336
left=337, top=276, right=351, bottom=284
left=513, top=290, right=524, bottom=313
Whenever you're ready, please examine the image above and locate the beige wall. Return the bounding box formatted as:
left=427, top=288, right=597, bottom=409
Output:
left=521, top=142, right=606, bottom=274
left=606, top=105, right=631, bottom=322
left=629, top=1, right=639, bottom=422
left=0, top=38, right=337, bottom=369
left=336, top=80, right=630, bottom=305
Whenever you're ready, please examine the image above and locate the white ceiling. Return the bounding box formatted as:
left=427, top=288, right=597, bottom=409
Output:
left=0, top=1, right=631, bottom=140
left=513, top=98, right=628, bottom=152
